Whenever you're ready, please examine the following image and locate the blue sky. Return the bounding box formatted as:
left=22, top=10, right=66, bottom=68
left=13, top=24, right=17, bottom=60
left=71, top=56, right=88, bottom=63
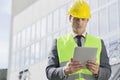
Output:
left=0, top=0, right=11, bottom=68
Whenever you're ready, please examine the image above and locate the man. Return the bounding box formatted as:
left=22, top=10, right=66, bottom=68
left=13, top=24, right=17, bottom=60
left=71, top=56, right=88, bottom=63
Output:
left=46, top=0, right=111, bottom=80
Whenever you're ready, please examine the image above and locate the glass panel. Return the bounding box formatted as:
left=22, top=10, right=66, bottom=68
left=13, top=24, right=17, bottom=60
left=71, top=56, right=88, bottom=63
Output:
left=53, top=33, right=59, bottom=39
left=60, top=30, right=66, bottom=36
left=25, top=47, right=30, bottom=67
left=53, top=9, right=59, bottom=31
left=46, top=36, right=52, bottom=56
left=35, top=42, right=40, bottom=63
left=26, top=27, right=31, bottom=45
left=21, top=29, right=26, bottom=48
left=89, top=0, right=98, bottom=10
left=41, top=17, right=47, bottom=37
left=47, top=14, right=53, bottom=34
left=109, top=3, right=119, bottom=31
left=67, top=28, right=72, bottom=34
left=31, top=24, right=36, bottom=41
left=17, top=32, right=21, bottom=49
left=30, top=44, right=35, bottom=64
left=98, top=0, right=108, bottom=6
left=36, top=20, right=41, bottom=40
left=40, top=39, right=46, bottom=61
left=16, top=51, right=20, bottom=70
left=20, top=50, right=25, bottom=69
left=60, top=6, right=67, bottom=28
left=13, top=35, right=17, bottom=52
left=89, top=12, right=99, bottom=36
left=99, top=8, right=109, bottom=36
left=11, top=54, right=16, bottom=72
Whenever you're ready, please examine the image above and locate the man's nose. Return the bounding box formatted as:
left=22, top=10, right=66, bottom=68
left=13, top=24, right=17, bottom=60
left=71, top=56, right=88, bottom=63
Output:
left=76, top=19, right=81, bottom=24
left=77, top=19, right=81, bottom=22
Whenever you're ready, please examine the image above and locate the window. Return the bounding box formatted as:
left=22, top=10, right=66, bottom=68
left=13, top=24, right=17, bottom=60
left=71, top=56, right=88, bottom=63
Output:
left=98, top=0, right=108, bottom=7
left=17, top=32, right=21, bottom=49
left=30, top=44, right=35, bottom=64
left=26, top=27, right=31, bottom=45
left=36, top=20, right=41, bottom=40
left=60, top=6, right=67, bottom=28
left=25, top=47, right=30, bottom=67
left=41, top=17, right=47, bottom=37
left=13, top=35, right=17, bottom=52
left=16, top=51, right=20, bottom=70
left=109, top=3, right=119, bottom=31
left=20, top=50, right=25, bottom=69
left=40, top=39, right=46, bottom=61
left=35, top=42, right=40, bottom=63
left=53, top=10, right=59, bottom=31
left=11, top=54, right=16, bottom=72
left=47, top=14, right=53, bottom=34
left=46, top=36, right=52, bottom=56
left=21, top=29, right=26, bottom=47
left=31, top=24, right=36, bottom=41
left=99, top=8, right=109, bottom=36
left=89, top=12, right=99, bottom=36
left=89, top=0, right=98, bottom=10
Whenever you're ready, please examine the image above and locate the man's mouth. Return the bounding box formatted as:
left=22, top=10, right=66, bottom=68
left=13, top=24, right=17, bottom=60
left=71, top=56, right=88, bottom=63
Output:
left=76, top=26, right=81, bottom=28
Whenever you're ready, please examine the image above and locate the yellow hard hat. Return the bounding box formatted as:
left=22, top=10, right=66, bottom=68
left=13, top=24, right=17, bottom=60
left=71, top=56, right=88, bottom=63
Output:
left=68, top=0, right=91, bottom=18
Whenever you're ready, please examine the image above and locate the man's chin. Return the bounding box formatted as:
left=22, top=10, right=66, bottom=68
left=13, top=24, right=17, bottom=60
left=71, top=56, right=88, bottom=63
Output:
left=77, top=30, right=85, bottom=35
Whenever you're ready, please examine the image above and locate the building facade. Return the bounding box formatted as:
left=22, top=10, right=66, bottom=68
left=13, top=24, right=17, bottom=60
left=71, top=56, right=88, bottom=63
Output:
left=8, top=0, right=120, bottom=80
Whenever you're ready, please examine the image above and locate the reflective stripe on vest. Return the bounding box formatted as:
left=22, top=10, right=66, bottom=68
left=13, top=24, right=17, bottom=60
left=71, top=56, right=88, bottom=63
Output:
left=57, top=33, right=101, bottom=80
left=67, top=73, right=96, bottom=80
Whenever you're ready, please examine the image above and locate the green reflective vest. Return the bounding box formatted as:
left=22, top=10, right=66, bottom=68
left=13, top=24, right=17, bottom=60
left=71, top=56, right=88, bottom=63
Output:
left=57, top=33, right=101, bottom=80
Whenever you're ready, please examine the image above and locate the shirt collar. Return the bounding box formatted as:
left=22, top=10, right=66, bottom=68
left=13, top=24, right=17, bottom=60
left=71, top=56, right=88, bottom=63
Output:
left=72, top=31, right=86, bottom=38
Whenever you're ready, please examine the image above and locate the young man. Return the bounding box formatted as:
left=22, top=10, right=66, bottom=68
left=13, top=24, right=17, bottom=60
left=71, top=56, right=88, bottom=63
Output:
left=46, top=0, right=111, bottom=80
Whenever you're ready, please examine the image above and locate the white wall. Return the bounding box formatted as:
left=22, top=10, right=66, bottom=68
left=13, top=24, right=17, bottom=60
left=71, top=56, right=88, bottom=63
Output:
left=12, top=0, right=37, bottom=16
left=12, top=0, right=71, bottom=35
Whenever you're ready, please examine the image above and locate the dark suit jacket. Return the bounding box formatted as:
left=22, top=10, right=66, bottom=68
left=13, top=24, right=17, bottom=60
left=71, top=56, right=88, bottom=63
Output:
left=46, top=38, right=111, bottom=80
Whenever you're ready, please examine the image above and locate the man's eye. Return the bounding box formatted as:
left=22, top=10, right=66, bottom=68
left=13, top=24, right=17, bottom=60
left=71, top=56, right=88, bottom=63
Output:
left=81, top=18, right=85, bottom=21
left=74, top=18, right=80, bottom=21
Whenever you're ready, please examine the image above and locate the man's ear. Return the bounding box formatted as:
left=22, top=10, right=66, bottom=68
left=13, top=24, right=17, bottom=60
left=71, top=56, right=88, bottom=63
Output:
left=69, top=15, right=72, bottom=22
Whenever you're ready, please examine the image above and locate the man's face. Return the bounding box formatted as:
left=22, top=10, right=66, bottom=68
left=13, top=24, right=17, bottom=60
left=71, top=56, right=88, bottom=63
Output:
left=69, top=16, right=89, bottom=35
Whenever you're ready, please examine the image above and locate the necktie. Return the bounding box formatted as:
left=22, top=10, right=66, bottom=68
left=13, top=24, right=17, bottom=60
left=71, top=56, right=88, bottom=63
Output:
left=76, top=35, right=83, bottom=46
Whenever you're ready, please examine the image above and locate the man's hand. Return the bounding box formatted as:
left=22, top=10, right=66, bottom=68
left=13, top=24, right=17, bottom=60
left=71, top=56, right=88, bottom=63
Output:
left=86, top=60, right=99, bottom=75
left=64, top=58, right=83, bottom=75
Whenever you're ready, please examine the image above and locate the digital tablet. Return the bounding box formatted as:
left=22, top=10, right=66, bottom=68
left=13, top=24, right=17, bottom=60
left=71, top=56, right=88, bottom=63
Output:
left=73, top=47, right=98, bottom=67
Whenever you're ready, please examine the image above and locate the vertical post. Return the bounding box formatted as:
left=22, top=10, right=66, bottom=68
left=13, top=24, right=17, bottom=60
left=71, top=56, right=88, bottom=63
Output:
left=7, top=0, right=14, bottom=79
